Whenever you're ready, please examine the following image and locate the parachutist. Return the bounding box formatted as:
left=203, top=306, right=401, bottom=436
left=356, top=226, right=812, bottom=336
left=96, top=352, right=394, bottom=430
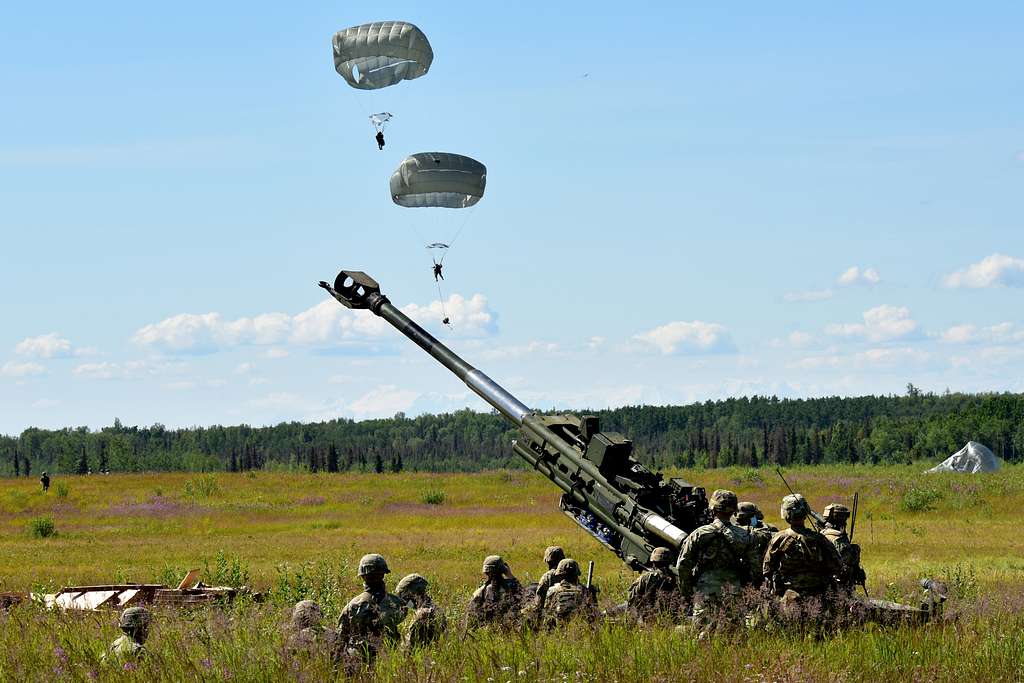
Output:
left=442, top=317, right=450, bottom=326
left=433, top=262, right=444, bottom=281
left=376, top=131, right=385, bottom=150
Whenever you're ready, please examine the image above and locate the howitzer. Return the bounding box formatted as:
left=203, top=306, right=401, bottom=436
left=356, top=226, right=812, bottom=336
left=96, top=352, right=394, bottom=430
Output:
left=319, top=270, right=711, bottom=572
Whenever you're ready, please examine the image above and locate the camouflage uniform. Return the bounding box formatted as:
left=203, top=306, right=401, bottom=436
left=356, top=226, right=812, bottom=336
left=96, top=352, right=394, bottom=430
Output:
left=626, top=547, right=679, bottom=622
left=734, top=501, right=776, bottom=568
left=534, top=546, right=565, bottom=611
left=541, top=559, right=593, bottom=627
left=101, top=607, right=150, bottom=664
left=466, top=555, right=523, bottom=628
left=336, top=554, right=408, bottom=663
left=762, top=495, right=844, bottom=609
left=395, top=573, right=446, bottom=651
left=285, top=600, right=336, bottom=653
left=821, top=504, right=866, bottom=594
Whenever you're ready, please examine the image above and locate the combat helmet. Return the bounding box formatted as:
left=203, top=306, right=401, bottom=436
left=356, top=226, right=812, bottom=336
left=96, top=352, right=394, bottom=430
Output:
left=482, top=555, right=506, bottom=575
left=395, top=573, right=429, bottom=599
left=709, top=489, right=739, bottom=514
left=119, top=606, right=151, bottom=634
left=357, top=553, right=391, bottom=577
left=823, top=503, right=850, bottom=524
left=555, top=558, right=581, bottom=581
left=781, top=494, right=809, bottom=522
left=649, top=547, right=672, bottom=565
left=291, top=600, right=323, bottom=630
left=735, top=501, right=760, bottom=525
left=543, top=545, right=565, bottom=566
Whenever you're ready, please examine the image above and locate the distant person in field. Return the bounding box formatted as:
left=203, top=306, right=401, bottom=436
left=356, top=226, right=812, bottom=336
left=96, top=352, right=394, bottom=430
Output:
left=465, top=555, right=523, bottom=629
left=40, top=471, right=50, bottom=492
left=394, top=573, right=445, bottom=651
left=375, top=131, right=385, bottom=150
left=101, top=607, right=151, bottom=664
left=336, top=554, right=407, bottom=666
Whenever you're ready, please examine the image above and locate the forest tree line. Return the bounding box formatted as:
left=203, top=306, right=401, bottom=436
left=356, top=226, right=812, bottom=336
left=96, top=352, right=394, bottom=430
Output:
left=3, top=386, right=1023, bottom=476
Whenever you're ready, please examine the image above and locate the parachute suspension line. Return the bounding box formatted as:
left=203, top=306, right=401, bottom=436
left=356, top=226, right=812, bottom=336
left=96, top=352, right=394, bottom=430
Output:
left=438, top=203, right=478, bottom=265
left=435, top=275, right=452, bottom=329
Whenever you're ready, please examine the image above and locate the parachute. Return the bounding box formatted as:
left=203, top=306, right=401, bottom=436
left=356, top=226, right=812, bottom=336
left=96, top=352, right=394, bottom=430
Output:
left=369, top=112, right=393, bottom=133
left=390, top=153, right=487, bottom=208
left=332, top=22, right=433, bottom=90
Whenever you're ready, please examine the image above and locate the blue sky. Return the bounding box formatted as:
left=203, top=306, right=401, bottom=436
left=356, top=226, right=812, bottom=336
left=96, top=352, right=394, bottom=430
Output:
left=1, top=2, right=1022, bottom=434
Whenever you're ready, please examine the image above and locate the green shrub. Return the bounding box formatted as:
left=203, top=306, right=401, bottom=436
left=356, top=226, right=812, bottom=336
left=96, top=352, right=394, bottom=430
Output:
left=421, top=490, right=446, bottom=505
left=203, top=550, right=250, bottom=587
left=54, top=482, right=69, bottom=498
left=183, top=474, right=220, bottom=500
left=900, top=485, right=942, bottom=512
left=28, top=517, right=56, bottom=538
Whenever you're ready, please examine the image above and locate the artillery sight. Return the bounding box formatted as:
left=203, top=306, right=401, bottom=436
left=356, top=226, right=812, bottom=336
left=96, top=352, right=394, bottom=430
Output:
left=319, top=270, right=711, bottom=572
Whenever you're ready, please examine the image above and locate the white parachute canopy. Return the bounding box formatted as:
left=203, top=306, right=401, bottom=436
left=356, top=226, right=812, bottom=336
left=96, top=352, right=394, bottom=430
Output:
left=369, top=112, right=393, bottom=133
left=926, top=441, right=1001, bottom=474
left=390, top=152, right=487, bottom=208
left=332, top=21, right=433, bottom=90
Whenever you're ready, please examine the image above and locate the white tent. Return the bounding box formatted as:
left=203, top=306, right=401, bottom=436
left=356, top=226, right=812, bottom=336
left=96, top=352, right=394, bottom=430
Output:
left=926, top=441, right=1000, bottom=473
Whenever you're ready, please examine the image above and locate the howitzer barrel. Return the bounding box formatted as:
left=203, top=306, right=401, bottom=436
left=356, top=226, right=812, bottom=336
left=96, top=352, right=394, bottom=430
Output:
left=318, top=271, right=529, bottom=424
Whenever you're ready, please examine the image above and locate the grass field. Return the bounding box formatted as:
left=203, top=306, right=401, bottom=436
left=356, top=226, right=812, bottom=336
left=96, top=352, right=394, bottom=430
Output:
left=2, top=464, right=1023, bottom=681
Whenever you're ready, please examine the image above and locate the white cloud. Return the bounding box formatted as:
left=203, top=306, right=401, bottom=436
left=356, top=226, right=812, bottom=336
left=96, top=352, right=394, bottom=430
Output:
left=944, top=254, right=1024, bottom=289
left=788, top=331, right=814, bottom=348
left=348, top=385, right=419, bottom=418
left=265, top=348, right=290, bottom=359
left=1, top=361, right=46, bottom=377
left=825, top=305, right=918, bottom=342
left=784, top=289, right=834, bottom=302
left=940, top=322, right=1024, bottom=345
left=837, top=266, right=881, bottom=286
left=790, top=355, right=842, bottom=370
left=852, top=347, right=930, bottom=367
left=235, top=362, right=254, bottom=374
left=13, top=333, right=89, bottom=358
left=480, top=341, right=560, bottom=361
left=132, top=294, right=498, bottom=355
left=634, top=321, right=735, bottom=355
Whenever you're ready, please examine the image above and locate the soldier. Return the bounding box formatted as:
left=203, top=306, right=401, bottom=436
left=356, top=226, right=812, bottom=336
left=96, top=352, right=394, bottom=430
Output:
left=285, top=600, right=336, bottom=654
left=735, top=501, right=776, bottom=567
left=40, top=471, right=50, bottom=493
left=676, top=489, right=761, bottom=631
left=101, top=606, right=150, bottom=664
left=336, top=554, right=407, bottom=664
left=465, top=555, right=523, bottom=629
left=821, top=503, right=866, bottom=594
left=542, top=559, right=594, bottom=627
left=626, top=547, right=679, bottom=622
left=534, top=545, right=565, bottom=610
left=395, top=573, right=445, bottom=651
left=762, top=494, right=844, bottom=616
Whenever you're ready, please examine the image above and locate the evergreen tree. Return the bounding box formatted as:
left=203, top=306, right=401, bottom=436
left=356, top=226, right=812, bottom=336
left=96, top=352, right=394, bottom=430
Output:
left=98, top=441, right=109, bottom=473
left=373, top=454, right=384, bottom=474
left=76, top=446, right=89, bottom=475
left=229, top=449, right=238, bottom=472
left=327, top=444, right=339, bottom=473
left=13, top=447, right=19, bottom=477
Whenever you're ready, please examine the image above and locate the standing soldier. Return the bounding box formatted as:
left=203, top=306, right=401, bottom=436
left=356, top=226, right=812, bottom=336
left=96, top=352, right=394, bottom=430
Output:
left=395, top=573, right=445, bottom=651
left=542, top=559, right=594, bottom=627
left=626, top=547, right=679, bottom=622
left=101, top=607, right=151, bottom=664
left=40, top=471, right=50, bottom=493
left=735, top=501, right=776, bottom=567
left=676, top=489, right=761, bottom=631
left=821, top=503, right=866, bottom=594
left=336, top=554, right=407, bottom=665
left=465, top=555, right=523, bottom=629
left=762, top=494, right=844, bottom=616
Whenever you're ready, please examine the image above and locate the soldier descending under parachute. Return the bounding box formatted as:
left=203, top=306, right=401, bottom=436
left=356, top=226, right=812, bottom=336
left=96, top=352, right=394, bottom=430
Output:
left=332, top=22, right=433, bottom=148
left=390, top=152, right=487, bottom=329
